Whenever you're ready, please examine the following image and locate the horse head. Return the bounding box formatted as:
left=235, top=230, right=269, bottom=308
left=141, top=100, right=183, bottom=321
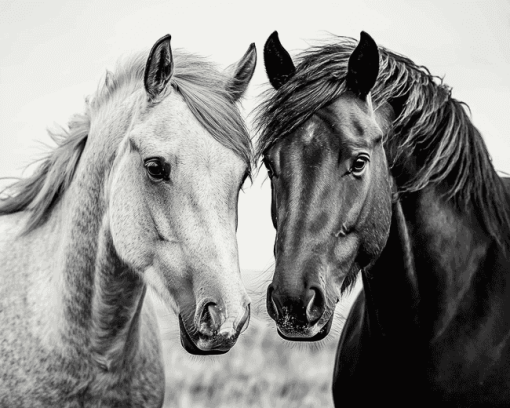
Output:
left=260, top=32, right=393, bottom=340
left=108, top=35, right=257, bottom=354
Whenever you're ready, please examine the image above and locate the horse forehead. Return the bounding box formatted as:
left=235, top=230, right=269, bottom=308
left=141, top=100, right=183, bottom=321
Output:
left=278, top=116, right=339, bottom=161
left=148, top=93, right=209, bottom=141
left=285, top=100, right=373, bottom=151
left=142, top=93, right=245, bottom=173
left=328, top=97, right=378, bottom=134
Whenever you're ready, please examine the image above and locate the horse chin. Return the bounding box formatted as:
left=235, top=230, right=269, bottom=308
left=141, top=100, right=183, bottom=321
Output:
left=276, top=314, right=334, bottom=342
left=178, top=314, right=232, bottom=356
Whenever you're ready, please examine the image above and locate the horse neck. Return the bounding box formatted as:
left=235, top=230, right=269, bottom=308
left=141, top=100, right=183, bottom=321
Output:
left=89, top=222, right=147, bottom=371
left=365, top=184, right=501, bottom=341
left=400, top=186, right=498, bottom=339
left=362, top=200, right=420, bottom=340
left=54, top=93, right=147, bottom=370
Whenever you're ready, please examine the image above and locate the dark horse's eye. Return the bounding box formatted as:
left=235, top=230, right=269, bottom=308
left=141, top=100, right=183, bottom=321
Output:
left=351, top=155, right=369, bottom=175
left=144, top=158, right=170, bottom=182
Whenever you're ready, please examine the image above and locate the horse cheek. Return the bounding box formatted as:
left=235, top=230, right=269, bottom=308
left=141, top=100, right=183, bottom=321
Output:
left=109, top=153, right=155, bottom=271
left=358, top=178, right=392, bottom=266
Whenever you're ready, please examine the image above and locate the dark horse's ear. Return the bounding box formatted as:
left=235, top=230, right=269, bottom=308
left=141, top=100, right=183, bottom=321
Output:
left=225, top=43, right=257, bottom=102
left=144, top=35, right=174, bottom=101
left=264, top=31, right=296, bottom=89
left=346, top=31, right=379, bottom=100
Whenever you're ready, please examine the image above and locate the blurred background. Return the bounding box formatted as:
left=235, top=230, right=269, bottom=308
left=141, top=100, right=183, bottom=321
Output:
left=1, top=0, right=509, bottom=406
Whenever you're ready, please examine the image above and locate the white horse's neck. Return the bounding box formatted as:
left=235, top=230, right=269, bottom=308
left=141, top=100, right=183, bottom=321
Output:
left=89, top=221, right=147, bottom=371
left=50, top=92, right=148, bottom=372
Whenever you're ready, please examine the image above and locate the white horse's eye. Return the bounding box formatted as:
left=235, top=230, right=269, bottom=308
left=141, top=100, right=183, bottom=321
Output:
left=144, top=158, right=170, bottom=182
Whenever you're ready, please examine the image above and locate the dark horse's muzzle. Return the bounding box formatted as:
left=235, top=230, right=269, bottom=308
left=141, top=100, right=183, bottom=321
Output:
left=267, top=284, right=334, bottom=341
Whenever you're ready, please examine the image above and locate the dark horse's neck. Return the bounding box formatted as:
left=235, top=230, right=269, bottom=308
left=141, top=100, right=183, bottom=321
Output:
left=362, top=182, right=510, bottom=397
left=361, top=199, right=419, bottom=338
left=364, top=185, right=494, bottom=334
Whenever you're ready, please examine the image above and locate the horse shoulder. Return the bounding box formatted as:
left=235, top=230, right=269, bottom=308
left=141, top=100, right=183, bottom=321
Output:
left=0, top=212, right=80, bottom=404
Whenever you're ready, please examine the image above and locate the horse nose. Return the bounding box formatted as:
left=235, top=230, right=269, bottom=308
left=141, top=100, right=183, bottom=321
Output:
left=267, top=284, right=325, bottom=326
left=198, top=302, right=250, bottom=337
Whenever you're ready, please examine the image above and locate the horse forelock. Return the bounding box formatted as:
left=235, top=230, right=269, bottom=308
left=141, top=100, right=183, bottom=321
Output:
left=0, top=48, right=253, bottom=233
left=90, top=49, right=253, bottom=168
left=255, top=35, right=510, bottom=252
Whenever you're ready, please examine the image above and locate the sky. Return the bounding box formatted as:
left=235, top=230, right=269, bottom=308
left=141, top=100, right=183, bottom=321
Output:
left=0, top=0, right=509, bottom=272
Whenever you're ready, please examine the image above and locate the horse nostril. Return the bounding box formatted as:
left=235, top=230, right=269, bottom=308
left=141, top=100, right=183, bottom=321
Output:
left=306, top=287, right=325, bottom=325
left=235, top=304, right=251, bottom=334
left=199, top=302, right=222, bottom=336
left=266, top=285, right=280, bottom=320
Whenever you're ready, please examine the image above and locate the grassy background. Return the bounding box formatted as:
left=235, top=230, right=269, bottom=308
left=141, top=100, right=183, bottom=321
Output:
left=154, top=270, right=361, bottom=408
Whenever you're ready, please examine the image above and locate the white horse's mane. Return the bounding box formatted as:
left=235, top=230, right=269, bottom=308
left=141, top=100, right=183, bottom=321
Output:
left=0, top=48, right=253, bottom=233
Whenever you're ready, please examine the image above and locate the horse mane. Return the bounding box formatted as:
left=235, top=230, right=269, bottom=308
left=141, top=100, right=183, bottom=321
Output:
left=0, top=49, right=252, bottom=233
left=255, top=36, right=510, bottom=251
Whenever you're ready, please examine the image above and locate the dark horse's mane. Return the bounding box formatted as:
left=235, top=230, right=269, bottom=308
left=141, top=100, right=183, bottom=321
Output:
left=256, top=36, right=510, bottom=251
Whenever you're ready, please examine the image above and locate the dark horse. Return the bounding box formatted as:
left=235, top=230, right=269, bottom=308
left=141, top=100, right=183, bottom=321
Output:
left=257, top=31, right=510, bottom=406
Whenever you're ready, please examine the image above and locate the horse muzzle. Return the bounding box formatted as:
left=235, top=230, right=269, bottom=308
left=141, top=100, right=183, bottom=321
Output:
left=267, top=283, right=335, bottom=341
left=178, top=303, right=250, bottom=355
left=275, top=314, right=334, bottom=341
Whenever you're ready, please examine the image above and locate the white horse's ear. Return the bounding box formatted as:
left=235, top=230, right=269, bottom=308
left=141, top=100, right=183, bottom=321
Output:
left=144, top=35, right=173, bottom=101
left=225, top=43, right=257, bottom=102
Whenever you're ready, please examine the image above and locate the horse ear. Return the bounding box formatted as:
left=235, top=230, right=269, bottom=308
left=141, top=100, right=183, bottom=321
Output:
left=144, top=35, right=173, bottom=101
left=225, top=43, right=257, bottom=102
left=264, top=31, right=296, bottom=89
left=346, top=31, right=379, bottom=99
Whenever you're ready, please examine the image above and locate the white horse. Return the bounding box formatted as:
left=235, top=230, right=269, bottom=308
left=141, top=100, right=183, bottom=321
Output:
left=0, top=35, right=256, bottom=407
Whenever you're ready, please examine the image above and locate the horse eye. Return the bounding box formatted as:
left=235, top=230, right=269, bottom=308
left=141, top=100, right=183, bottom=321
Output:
left=144, top=158, right=170, bottom=181
left=351, top=156, right=369, bottom=175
